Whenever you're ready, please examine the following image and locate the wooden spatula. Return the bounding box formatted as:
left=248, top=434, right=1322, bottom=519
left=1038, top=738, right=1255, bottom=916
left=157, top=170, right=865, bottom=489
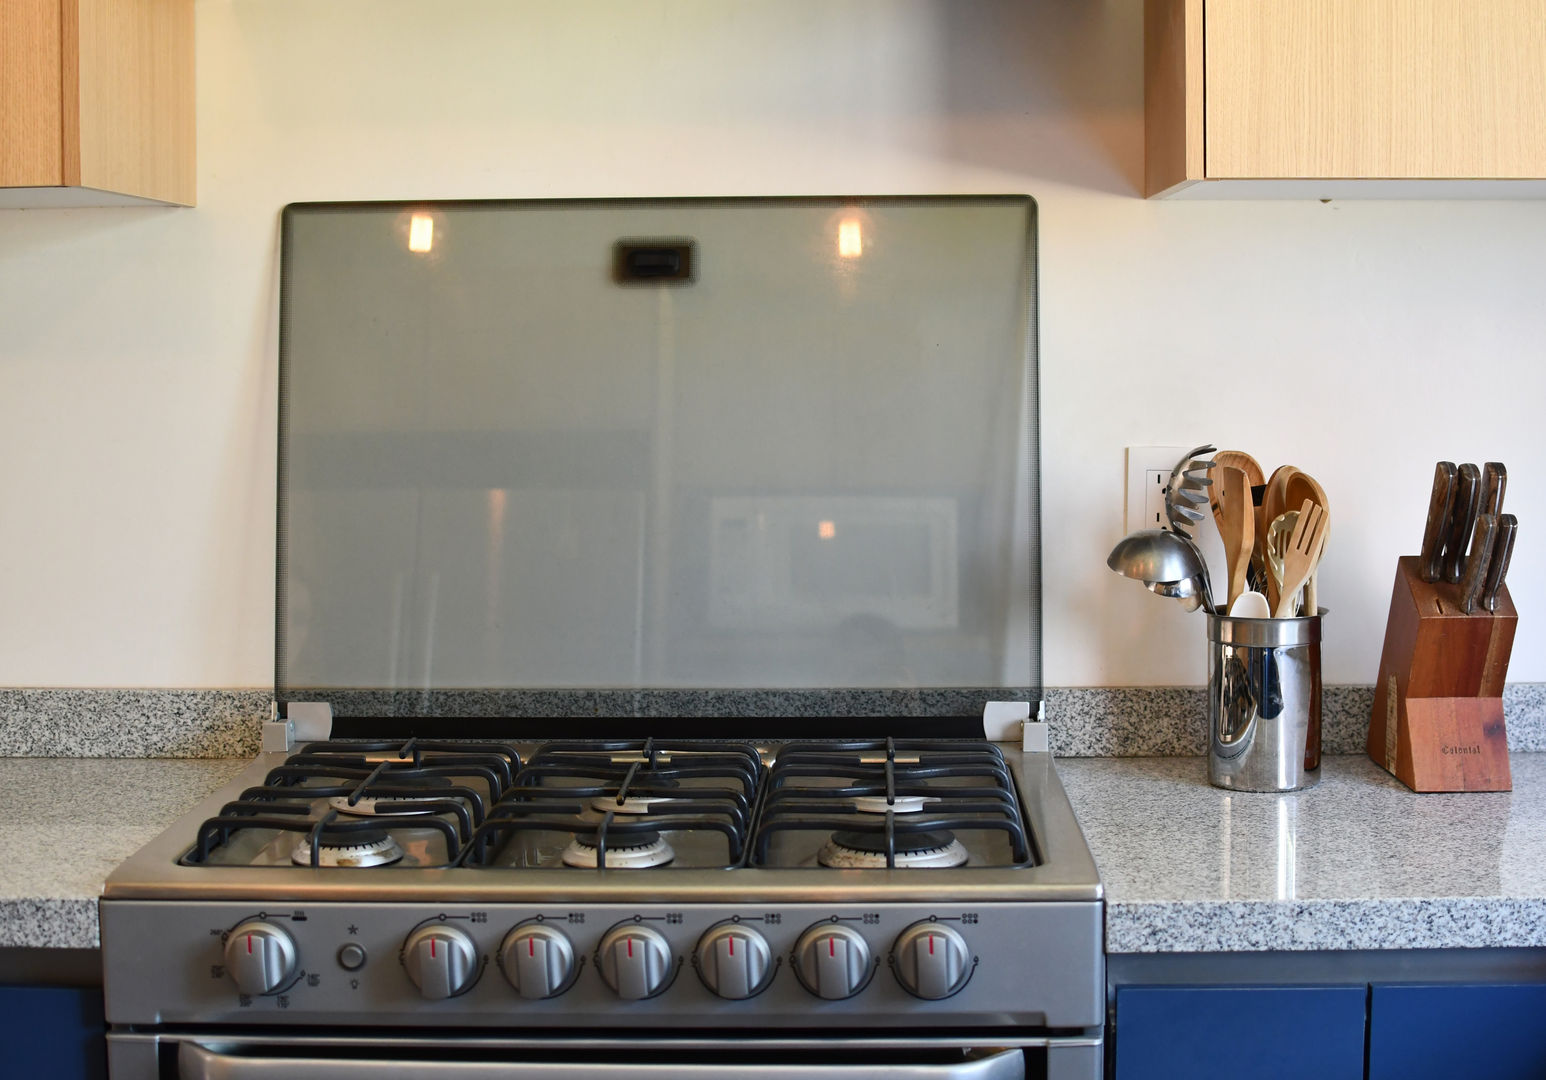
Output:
left=1272, top=499, right=1330, bottom=618
left=1210, top=451, right=1267, bottom=590
left=1217, top=466, right=1254, bottom=610
left=1283, top=469, right=1330, bottom=615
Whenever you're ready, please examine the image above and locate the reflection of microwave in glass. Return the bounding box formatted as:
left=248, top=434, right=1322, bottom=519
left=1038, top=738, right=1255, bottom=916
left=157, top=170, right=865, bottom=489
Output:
left=708, top=497, right=959, bottom=630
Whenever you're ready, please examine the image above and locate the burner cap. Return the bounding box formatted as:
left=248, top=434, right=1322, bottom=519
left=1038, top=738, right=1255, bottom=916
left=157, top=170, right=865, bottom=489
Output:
left=561, top=833, right=675, bottom=869
left=588, top=795, right=669, bottom=815
left=818, top=830, right=968, bottom=869
left=330, top=775, right=453, bottom=817
left=851, top=795, right=936, bottom=814
left=292, top=829, right=405, bottom=868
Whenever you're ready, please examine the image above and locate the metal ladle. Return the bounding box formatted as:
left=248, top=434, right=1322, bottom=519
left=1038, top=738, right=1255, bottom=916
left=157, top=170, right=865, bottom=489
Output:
left=1107, top=528, right=1217, bottom=614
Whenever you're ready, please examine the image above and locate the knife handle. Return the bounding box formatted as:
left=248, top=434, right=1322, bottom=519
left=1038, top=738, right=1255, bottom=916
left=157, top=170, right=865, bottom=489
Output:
left=1482, top=461, right=1507, bottom=517
left=1444, top=463, right=1481, bottom=584
left=1460, top=514, right=1498, bottom=615
left=1483, top=514, right=1518, bottom=613
left=1419, top=461, right=1457, bottom=583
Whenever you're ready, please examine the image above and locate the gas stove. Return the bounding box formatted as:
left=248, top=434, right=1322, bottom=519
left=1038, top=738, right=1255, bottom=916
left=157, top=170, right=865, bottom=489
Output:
left=102, top=730, right=1103, bottom=1078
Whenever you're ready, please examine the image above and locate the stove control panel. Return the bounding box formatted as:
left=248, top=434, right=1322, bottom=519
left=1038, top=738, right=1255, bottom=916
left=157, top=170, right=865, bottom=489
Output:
left=103, top=900, right=1104, bottom=1031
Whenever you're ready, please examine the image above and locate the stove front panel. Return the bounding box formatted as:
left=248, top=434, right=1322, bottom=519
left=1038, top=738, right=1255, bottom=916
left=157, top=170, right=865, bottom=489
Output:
left=102, top=899, right=1101, bottom=1030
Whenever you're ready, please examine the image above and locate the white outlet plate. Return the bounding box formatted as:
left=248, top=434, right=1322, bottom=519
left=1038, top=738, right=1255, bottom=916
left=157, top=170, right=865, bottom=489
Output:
left=1125, top=446, right=1191, bottom=533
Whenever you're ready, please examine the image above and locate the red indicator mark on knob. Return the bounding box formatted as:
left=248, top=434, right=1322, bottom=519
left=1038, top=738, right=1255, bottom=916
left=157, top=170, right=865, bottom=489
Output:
left=728, top=937, right=735, bottom=956
left=529, top=938, right=535, bottom=958
left=247, top=934, right=253, bottom=954
left=829, top=937, right=836, bottom=957
left=627, top=937, right=634, bottom=959
left=928, top=935, right=935, bottom=955
left=431, top=938, right=437, bottom=959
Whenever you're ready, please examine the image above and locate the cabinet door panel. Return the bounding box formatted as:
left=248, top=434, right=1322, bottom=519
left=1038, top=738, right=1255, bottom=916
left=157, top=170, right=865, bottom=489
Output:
left=1115, top=985, right=1366, bottom=1080
left=1205, top=0, right=1546, bottom=179
left=1370, top=983, right=1546, bottom=1079
left=0, top=0, right=65, bottom=186
left=0, top=985, right=108, bottom=1080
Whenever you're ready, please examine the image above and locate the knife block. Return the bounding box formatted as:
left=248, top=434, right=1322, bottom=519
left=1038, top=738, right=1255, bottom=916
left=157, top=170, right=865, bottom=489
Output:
left=1367, top=556, right=1515, bottom=792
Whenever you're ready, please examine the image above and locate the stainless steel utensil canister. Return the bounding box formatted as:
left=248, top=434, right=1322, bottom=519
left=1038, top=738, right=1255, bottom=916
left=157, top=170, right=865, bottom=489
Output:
left=1206, top=609, right=1323, bottom=791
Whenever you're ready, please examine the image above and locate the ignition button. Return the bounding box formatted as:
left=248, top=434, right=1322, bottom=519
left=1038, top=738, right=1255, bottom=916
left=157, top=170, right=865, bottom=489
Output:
left=337, top=943, right=367, bottom=971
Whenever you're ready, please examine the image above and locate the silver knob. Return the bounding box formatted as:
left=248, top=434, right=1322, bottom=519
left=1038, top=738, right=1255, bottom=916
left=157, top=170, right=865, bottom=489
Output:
left=695, top=923, right=772, bottom=1000
left=223, top=920, right=298, bottom=996
left=892, top=922, right=972, bottom=999
left=500, top=924, right=577, bottom=1000
left=596, top=924, right=673, bottom=1000
left=402, top=924, right=479, bottom=1000
left=792, top=923, right=872, bottom=1000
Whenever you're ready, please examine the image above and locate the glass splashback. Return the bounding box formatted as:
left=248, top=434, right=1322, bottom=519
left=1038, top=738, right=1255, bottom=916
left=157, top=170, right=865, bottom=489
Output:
left=277, top=197, right=1039, bottom=712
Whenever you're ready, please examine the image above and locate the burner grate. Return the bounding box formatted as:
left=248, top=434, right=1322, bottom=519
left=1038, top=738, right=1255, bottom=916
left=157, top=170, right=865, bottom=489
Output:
left=751, top=738, right=1035, bottom=869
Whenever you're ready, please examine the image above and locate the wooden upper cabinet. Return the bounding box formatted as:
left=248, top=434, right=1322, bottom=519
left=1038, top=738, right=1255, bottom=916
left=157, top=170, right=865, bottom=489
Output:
left=1146, top=0, right=1546, bottom=197
left=1, top=0, right=193, bottom=206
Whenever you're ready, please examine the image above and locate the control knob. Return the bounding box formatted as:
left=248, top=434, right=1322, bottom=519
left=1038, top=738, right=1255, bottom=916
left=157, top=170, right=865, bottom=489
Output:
left=695, top=923, right=772, bottom=1000
left=596, top=924, right=674, bottom=1000
left=891, top=921, right=973, bottom=999
left=402, top=924, right=479, bottom=1000
left=792, top=923, right=873, bottom=1000
left=223, top=920, right=298, bottom=996
left=499, top=924, right=577, bottom=999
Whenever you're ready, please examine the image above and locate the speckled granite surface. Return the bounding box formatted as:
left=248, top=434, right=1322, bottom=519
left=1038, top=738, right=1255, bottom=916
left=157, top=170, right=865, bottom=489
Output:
left=1059, top=753, right=1546, bottom=953
left=1048, top=684, right=1546, bottom=757
left=0, top=758, right=248, bottom=947
left=0, top=689, right=268, bottom=757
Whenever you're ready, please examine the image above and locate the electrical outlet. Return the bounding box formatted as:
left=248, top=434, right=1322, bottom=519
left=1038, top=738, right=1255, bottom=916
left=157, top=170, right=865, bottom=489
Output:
left=1125, top=446, right=1190, bottom=533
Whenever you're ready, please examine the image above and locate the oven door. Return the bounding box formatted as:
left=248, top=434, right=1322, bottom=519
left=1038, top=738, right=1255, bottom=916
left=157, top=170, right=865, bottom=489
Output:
left=110, top=1034, right=1103, bottom=1080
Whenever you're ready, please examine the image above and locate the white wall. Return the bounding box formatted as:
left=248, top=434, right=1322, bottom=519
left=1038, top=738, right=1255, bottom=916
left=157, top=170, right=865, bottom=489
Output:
left=1, top=0, right=1542, bottom=689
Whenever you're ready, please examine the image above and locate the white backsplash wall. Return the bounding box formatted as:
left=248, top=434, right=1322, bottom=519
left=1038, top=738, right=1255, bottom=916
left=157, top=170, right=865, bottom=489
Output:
left=0, top=0, right=1541, bottom=688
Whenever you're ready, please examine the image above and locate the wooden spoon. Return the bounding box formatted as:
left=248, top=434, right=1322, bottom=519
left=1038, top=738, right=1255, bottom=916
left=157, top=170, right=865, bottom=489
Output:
left=1273, top=500, right=1330, bottom=618
left=1216, top=466, right=1254, bottom=610
left=1209, top=451, right=1266, bottom=587
left=1283, top=469, right=1329, bottom=615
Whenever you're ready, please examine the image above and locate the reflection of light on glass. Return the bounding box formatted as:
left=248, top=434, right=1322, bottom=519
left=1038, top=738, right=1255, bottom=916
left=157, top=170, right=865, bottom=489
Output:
left=838, top=219, right=862, bottom=258
left=408, top=214, right=435, bottom=254
left=818, top=520, right=836, bottom=540
left=486, top=489, right=507, bottom=629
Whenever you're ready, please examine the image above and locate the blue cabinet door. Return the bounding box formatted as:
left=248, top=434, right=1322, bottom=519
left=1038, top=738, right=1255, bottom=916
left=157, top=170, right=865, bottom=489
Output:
left=1369, top=983, right=1546, bottom=1080
left=1115, top=985, right=1367, bottom=1080
left=0, top=985, right=107, bottom=1080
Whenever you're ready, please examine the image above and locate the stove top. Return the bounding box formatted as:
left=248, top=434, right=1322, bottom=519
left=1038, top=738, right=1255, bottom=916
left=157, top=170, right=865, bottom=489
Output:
left=169, top=737, right=1045, bottom=877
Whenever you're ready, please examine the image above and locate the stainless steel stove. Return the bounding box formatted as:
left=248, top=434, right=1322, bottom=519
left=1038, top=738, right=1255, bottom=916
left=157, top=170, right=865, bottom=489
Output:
left=101, top=195, right=1097, bottom=1078
left=102, top=731, right=1102, bottom=1078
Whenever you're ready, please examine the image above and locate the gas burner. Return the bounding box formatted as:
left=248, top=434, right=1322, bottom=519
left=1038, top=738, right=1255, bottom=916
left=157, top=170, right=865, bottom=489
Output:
left=818, top=829, right=969, bottom=870
left=292, top=829, right=405, bottom=868
left=560, top=831, right=676, bottom=869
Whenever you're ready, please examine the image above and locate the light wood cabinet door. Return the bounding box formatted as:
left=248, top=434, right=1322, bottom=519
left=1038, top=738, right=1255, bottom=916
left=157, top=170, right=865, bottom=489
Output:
left=0, top=0, right=193, bottom=206
left=1146, top=0, right=1546, bottom=195
left=1206, top=0, right=1546, bottom=180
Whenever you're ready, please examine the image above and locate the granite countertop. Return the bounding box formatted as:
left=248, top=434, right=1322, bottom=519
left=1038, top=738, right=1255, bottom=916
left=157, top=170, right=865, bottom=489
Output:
left=0, top=758, right=249, bottom=949
left=1059, top=753, right=1546, bottom=953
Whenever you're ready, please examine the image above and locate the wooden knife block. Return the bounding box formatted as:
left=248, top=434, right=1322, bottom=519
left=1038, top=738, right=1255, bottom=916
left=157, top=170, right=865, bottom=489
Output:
left=1368, top=556, right=1516, bottom=792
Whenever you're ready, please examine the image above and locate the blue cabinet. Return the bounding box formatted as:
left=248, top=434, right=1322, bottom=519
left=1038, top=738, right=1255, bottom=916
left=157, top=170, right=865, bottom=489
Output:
left=0, top=985, right=107, bottom=1080
left=1369, top=983, right=1546, bottom=1079
left=1114, top=985, right=1367, bottom=1080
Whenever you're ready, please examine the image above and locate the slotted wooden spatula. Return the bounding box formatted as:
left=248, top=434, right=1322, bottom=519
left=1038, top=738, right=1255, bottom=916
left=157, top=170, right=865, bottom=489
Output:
left=1272, top=499, right=1330, bottom=619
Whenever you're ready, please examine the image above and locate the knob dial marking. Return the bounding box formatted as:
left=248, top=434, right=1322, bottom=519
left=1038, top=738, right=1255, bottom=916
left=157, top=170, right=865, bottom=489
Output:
left=596, top=924, right=674, bottom=1000
left=695, top=923, right=773, bottom=999
left=892, top=921, right=974, bottom=999
left=792, top=923, right=874, bottom=1000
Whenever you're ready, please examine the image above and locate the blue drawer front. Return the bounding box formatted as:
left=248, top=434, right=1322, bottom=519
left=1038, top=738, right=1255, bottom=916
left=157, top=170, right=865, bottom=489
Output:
left=0, top=985, right=107, bottom=1080
left=1115, top=985, right=1366, bottom=1080
left=1370, top=983, right=1546, bottom=1080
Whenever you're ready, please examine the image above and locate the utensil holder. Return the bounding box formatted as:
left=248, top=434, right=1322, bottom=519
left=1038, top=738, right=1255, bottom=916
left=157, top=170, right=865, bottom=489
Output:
left=1367, top=556, right=1515, bottom=792
left=1206, top=610, right=1323, bottom=792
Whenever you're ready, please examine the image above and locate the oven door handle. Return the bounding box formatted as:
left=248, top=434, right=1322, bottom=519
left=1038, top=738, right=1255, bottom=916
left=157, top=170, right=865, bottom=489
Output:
left=179, top=1043, right=1025, bottom=1080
